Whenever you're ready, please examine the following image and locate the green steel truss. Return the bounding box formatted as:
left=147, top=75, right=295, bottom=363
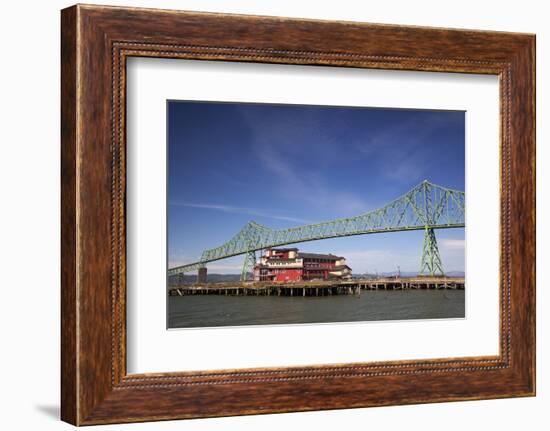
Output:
left=241, top=251, right=256, bottom=281
left=168, top=180, right=465, bottom=278
left=420, top=227, right=445, bottom=276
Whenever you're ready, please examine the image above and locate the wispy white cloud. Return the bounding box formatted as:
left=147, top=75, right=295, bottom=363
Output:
left=236, top=109, right=371, bottom=216
left=353, top=112, right=461, bottom=183
left=170, top=201, right=311, bottom=224
left=168, top=255, right=245, bottom=274
left=207, top=263, right=243, bottom=272
left=328, top=249, right=419, bottom=273
left=168, top=259, right=240, bottom=272
left=438, top=238, right=465, bottom=251
left=168, top=250, right=196, bottom=268
left=257, top=144, right=371, bottom=216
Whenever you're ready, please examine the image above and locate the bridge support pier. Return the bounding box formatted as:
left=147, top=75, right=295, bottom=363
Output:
left=197, top=266, right=207, bottom=283
left=241, top=251, right=256, bottom=282
left=419, top=227, right=444, bottom=276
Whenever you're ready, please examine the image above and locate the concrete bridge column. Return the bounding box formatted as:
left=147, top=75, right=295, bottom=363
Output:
left=197, top=267, right=207, bottom=283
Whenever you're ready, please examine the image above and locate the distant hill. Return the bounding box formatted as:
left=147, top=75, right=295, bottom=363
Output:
left=445, top=271, right=466, bottom=277
left=353, top=270, right=465, bottom=278
left=169, top=273, right=245, bottom=285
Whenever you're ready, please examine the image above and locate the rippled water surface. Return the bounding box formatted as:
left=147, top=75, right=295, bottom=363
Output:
left=168, top=289, right=465, bottom=328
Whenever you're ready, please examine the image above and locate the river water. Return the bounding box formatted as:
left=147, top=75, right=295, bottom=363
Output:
left=168, top=289, right=465, bottom=329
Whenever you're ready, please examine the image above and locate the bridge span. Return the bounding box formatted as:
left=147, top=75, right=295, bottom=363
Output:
left=169, top=180, right=465, bottom=280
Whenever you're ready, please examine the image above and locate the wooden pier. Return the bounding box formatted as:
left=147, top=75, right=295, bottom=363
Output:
left=168, top=276, right=464, bottom=297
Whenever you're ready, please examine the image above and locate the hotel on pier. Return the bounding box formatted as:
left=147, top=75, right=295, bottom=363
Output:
left=253, top=248, right=352, bottom=282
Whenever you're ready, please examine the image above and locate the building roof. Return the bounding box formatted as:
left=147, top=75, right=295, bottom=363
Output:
left=329, top=265, right=352, bottom=271
left=270, top=247, right=298, bottom=252
left=297, top=252, right=344, bottom=260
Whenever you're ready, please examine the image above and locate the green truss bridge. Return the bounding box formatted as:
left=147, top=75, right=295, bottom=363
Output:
left=168, top=180, right=465, bottom=280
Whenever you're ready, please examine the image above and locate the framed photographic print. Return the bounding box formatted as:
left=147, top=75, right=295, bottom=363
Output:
left=61, top=4, right=535, bottom=425
left=164, top=101, right=466, bottom=330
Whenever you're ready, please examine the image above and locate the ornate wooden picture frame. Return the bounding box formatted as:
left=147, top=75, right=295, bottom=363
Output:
left=61, top=4, right=535, bottom=425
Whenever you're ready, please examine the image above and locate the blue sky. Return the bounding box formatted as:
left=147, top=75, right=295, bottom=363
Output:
left=168, top=101, right=465, bottom=274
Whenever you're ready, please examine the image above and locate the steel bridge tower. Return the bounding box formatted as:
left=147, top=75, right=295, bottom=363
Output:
left=241, top=251, right=256, bottom=281
left=418, top=180, right=445, bottom=276
left=419, top=227, right=444, bottom=276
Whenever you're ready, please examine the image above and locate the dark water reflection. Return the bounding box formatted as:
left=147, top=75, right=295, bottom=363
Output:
left=168, top=289, right=465, bottom=329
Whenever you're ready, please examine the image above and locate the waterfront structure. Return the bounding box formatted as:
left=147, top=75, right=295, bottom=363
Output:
left=253, top=248, right=352, bottom=282
left=168, top=276, right=465, bottom=297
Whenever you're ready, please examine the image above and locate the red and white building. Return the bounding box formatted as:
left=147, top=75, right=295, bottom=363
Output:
left=254, top=248, right=352, bottom=282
